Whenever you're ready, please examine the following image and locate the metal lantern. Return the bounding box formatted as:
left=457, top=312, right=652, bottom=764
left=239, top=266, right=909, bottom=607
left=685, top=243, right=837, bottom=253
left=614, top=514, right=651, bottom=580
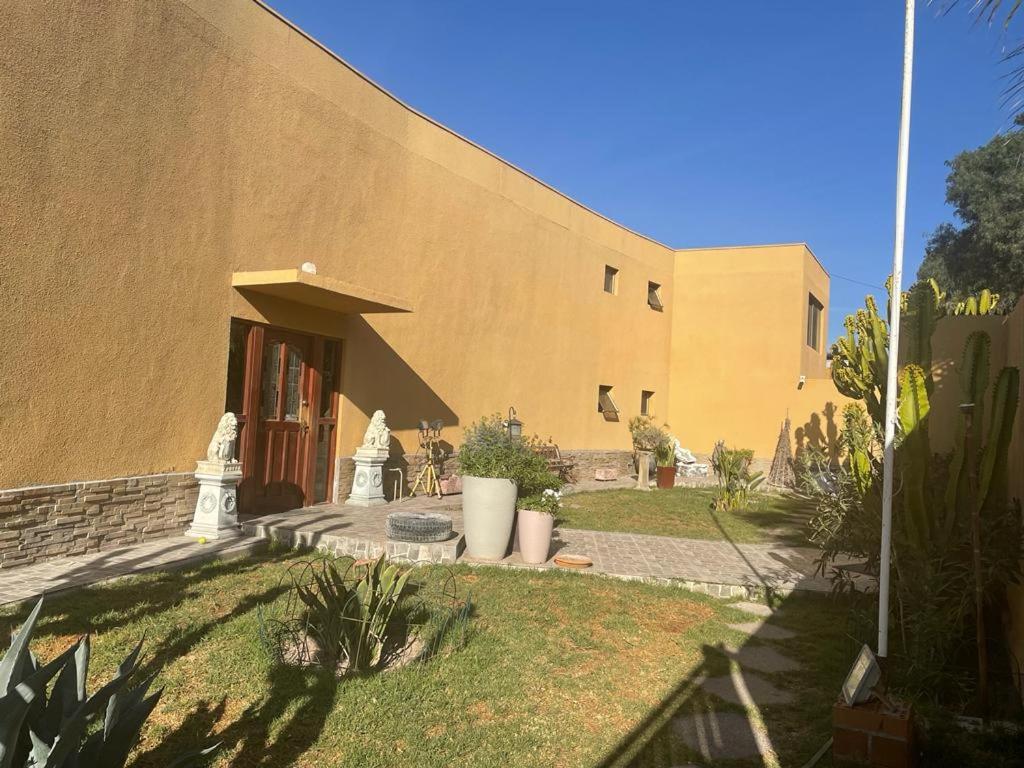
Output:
left=506, top=407, right=523, bottom=440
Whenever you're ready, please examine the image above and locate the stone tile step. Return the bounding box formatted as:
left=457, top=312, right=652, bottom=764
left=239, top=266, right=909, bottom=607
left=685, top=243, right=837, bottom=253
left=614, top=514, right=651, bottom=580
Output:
left=730, top=601, right=775, bottom=617
left=700, top=672, right=795, bottom=706
left=727, top=621, right=797, bottom=641
left=721, top=643, right=803, bottom=673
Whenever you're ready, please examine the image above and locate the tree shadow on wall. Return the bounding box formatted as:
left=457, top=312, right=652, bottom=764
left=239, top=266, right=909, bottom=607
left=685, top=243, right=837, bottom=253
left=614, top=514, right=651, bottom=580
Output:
left=344, top=316, right=458, bottom=435
left=794, top=401, right=841, bottom=467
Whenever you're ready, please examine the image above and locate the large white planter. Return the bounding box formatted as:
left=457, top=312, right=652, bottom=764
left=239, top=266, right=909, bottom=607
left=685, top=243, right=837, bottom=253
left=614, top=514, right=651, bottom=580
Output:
left=462, top=475, right=517, bottom=559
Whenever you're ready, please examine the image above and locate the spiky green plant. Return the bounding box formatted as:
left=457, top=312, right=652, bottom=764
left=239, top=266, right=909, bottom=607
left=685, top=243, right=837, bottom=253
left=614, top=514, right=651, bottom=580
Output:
left=295, top=555, right=412, bottom=673
left=654, top=440, right=675, bottom=468
left=710, top=442, right=763, bottom=511
left=0, top=598, right=217, bottom=768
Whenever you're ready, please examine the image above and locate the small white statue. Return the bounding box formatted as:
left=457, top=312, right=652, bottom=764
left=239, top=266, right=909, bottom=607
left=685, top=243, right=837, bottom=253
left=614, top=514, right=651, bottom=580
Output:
left=360, top=410, right=390, bottom=450
left=671, top=436, right=696, bottom=465
left=206, top=413, right=239, bottom=462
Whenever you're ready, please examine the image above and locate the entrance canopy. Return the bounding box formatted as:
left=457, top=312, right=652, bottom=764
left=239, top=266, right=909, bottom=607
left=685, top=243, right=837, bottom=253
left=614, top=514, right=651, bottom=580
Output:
left=232, top=269, right=413, bottom=315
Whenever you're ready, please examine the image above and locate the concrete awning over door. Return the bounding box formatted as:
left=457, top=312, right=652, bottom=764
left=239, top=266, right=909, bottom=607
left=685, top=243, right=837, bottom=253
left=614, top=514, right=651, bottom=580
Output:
left=231, top=269, right=413, bottom=314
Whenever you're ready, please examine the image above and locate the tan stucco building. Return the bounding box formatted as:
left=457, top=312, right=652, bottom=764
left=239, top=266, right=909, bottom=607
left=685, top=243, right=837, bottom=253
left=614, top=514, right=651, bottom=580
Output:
left=0, top=0, right=842, bottom=565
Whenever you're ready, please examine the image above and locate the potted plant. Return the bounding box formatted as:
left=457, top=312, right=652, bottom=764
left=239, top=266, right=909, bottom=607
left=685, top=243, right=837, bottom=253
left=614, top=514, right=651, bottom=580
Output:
left=629, top=415, right=668, bottom=480
left=517, top=488, right=562, bottom=564
left=654, top=440, right=676, bottom=489
left=457, top=415, right=553, bottom=559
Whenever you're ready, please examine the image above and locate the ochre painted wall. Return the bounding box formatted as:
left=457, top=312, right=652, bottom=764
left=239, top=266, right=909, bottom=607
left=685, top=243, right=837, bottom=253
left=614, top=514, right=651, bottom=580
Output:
left=0, top=0, right=679, bottom=488
left=668, top=244, right=843, bottom=458
left=0, top=0, right=835, bottom=490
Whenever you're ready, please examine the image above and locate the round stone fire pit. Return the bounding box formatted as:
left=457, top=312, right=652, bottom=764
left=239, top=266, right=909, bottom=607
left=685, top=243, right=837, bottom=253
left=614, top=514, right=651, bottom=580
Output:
left=385, top=511, right=453, bottom=543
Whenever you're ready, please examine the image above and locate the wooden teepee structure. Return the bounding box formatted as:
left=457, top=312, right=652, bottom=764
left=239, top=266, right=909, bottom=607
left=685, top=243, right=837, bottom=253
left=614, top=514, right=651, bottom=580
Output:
left=767, top=417, right=795, bottom=489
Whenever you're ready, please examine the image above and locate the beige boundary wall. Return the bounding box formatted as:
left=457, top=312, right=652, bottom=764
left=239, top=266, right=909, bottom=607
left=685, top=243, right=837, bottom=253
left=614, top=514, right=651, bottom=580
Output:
left=928, top=305, right=1024, bottom=698
left=0, top=0, right=844, bottom=564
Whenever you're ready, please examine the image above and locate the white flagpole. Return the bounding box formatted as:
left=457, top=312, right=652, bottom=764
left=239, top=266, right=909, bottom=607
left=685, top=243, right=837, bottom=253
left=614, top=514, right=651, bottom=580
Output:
left=879, top=0, right=916, bottom=659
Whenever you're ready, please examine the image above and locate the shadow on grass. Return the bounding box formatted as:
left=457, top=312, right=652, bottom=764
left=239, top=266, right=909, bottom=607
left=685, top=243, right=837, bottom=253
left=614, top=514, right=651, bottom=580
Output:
left=3, top=545, right=296, bottom=639
left=731, top=495, right=815, bottom=548
left=593, top=506, right=862, bottom=767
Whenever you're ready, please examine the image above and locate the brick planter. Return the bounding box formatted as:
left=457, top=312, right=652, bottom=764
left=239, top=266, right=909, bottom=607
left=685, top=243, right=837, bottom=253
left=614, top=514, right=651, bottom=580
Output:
left=833, top=697, right=914, bottom=767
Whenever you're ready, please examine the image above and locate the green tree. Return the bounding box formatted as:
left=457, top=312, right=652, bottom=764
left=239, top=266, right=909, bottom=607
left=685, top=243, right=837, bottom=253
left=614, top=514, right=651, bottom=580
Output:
left=917, top=114, right=1024, bottom=306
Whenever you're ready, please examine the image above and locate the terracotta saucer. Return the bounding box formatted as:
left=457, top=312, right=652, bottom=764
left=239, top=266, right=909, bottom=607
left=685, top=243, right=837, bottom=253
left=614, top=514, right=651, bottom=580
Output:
left=554, top=554, right=593, bottom=569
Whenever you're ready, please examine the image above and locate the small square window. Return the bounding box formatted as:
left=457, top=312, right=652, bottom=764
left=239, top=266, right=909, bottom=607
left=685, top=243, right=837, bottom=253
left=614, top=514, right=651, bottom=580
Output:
left=641, top=390, right=654, bottom=416
left=807, top=293, right=823, bottom=350
left=648, top=282, right=663, bottom=311
left=604, top=265, right=618, bottom=294
left=598, top=385, right=619, bottom=421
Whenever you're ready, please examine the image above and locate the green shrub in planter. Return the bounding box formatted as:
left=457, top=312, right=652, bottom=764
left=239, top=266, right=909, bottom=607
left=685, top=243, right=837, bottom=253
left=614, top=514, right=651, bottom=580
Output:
left=654, top=440, right=675, bottom=468
left=628, top=415, right=668, bottom=453
left=458, top=415, right=563, bottom=559
left=457, top=415, right=561, bottom=495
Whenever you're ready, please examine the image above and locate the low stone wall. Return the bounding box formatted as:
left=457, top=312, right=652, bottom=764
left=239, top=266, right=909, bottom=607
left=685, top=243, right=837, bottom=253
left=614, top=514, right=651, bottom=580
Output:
left=0, top=473, right=198, bottom=569
left=562, top=450, right=634, bottom=481
left=334, top=449, right=635, bottom=501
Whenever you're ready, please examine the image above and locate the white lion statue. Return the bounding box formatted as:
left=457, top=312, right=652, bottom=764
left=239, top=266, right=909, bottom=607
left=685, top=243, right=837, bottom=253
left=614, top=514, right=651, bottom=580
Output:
left=206, top=412, right=239, bottom=462
left=361, top=409, right=390, bottom=450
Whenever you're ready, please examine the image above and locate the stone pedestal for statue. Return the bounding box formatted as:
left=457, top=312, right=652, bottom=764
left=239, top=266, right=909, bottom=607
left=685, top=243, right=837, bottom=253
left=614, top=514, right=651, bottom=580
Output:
left=636, top=450, right=652, bottom=491
left=186, top=412, right=243, bottom=540
left=186, top=460, right=243, bottom=539
left=347, top=447, right=389, bottom=507
left=347, top=409, right=392, bottom=507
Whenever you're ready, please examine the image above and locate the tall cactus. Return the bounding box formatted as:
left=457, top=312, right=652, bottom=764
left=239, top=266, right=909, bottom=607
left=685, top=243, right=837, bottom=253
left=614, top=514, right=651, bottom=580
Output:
left=897, top=364, right=931, bottom=550
left=943, top=331, right=991, bottom=541
left=831, top=279, right=1018, bottom=556
left=975, top=367, right=1020, bottom=519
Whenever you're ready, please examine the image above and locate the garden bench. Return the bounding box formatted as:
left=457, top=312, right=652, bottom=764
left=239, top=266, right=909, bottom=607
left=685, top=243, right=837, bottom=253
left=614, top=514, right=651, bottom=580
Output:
left=535, top=444, right=576, bottom=482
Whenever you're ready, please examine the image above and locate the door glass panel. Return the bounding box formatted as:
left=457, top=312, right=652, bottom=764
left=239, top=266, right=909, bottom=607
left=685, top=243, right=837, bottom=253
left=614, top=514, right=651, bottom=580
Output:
left=284, top=346, right=302, bottom=421
left=224, top=321, right=249, bottom=416
left=314, top=423, right=333, bottom=502
left=320, top=340, right=339, bottom=417
left=261, top=341, right=281, bottom=419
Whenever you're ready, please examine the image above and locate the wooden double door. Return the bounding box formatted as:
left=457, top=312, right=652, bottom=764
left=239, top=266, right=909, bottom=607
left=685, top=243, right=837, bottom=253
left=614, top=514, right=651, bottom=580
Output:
left=226, top=320, right=341, bottom=515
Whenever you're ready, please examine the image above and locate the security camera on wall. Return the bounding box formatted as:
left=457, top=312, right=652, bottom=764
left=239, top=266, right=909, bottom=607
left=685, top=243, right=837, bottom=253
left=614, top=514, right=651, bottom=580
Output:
left=798, top=375, right=806, bottom=389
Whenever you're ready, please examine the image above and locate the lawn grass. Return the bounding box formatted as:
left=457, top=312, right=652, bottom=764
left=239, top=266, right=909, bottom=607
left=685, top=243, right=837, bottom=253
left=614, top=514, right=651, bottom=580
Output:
left=559, top=486, right=813, bottom=545
left=0, top=548, right=862, bottom=768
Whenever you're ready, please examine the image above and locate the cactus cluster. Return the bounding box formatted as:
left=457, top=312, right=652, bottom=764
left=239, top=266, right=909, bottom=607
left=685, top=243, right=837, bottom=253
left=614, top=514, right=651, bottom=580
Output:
left=828, top=279, right=1019, bottom=554
left=0, top=597, right=217, bottom=768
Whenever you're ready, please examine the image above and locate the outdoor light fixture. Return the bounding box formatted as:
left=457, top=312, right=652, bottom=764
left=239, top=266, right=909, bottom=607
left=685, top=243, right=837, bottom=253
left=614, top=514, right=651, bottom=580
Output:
left=842, top=644, right=882, bottom=706
left=506, top=407, right=523, bottom=439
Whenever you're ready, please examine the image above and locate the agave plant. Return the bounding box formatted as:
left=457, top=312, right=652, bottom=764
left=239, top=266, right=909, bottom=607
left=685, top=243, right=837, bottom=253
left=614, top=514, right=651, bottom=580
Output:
left=710, top=441, right=764, bottom=511
left=295, top=555, right=412, bottom=673
left=0, top=598, right=217, bottom=768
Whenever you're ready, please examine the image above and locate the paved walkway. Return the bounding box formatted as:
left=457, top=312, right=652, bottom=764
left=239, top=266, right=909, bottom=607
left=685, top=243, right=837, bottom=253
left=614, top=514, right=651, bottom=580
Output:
left=1, top=487, right=850, bottom=606
left=0, top=536, right=261, bottom=607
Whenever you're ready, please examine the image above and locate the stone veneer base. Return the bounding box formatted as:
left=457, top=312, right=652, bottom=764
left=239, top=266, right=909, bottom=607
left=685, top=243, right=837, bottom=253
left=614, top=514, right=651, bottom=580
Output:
left=0, top=473, right=199, bottom=569
left=243, top=519, right=462, bottom=564
left=332, top=449, right=635, bottom=502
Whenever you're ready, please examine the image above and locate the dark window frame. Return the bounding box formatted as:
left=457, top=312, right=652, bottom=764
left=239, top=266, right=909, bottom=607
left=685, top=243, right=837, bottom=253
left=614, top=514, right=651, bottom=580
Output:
left=598, top=385, right=620, bottom=421
left=807, top=293, right=824, bottom=350
left=647, top=282, right=664, bottom=311
left=604, top=265, right=619, bottom=295
left=641, top=390, right=654, bottom=416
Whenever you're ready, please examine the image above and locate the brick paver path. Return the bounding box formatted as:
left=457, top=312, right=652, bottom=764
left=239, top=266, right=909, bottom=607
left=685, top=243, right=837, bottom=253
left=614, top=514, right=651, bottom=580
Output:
left=0, top=536, right=260, bottom=606
left=549, top=527, right=833, bottom=594
left=1, top=499, right=839, bottom=606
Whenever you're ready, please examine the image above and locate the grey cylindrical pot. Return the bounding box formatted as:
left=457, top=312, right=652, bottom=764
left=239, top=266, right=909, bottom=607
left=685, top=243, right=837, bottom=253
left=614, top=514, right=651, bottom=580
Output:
left=462, top=475, right=517, bottom=559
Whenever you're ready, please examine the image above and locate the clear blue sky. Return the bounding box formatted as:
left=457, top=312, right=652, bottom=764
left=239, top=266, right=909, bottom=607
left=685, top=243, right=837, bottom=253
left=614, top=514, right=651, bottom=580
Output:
left=265, top=0, right=1017, bottom=341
